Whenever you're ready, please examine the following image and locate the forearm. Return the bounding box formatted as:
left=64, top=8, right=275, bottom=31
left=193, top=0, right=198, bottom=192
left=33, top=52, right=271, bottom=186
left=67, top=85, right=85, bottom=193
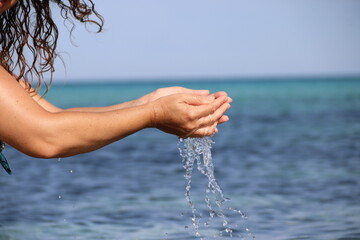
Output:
left=19, top=80, right=140, bottom=113
left=4, top=102, right=153, bottom=159
left=36, top=103, right=153, bottom=158
left=64, top=100, right=138, bottom=112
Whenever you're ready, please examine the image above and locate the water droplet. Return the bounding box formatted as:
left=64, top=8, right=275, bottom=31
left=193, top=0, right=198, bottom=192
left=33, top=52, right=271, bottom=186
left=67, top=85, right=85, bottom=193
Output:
left=225, top=227, right=232, bottom=233
left=222, top=219, right=228, bottom=226
left=69, top=170, right=73, bottom=173
left=195, top=232, right=201, bottom=237
left=58, top=195, right=62, bottom=199
left=184, top=225, right=189, bottom=229
left=57, top=158, right=61, bottom=162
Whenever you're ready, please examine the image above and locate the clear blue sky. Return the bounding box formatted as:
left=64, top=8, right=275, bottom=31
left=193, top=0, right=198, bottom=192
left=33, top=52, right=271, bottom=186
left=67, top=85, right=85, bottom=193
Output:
left=53, top=0, right=360, bottom=81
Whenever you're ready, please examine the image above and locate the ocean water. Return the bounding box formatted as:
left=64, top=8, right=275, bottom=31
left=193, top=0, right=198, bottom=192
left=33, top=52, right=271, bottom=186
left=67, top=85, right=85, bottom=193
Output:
left=0, top=77, right=359, bottom=240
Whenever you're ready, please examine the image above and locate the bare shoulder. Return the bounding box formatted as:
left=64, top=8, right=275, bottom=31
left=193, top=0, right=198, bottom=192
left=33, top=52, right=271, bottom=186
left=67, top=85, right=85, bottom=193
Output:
left=0, top=66, right=46, bottom=141
left=0, top=66, right=61, bottom=113
left=0, top=66, right=28, bottom=101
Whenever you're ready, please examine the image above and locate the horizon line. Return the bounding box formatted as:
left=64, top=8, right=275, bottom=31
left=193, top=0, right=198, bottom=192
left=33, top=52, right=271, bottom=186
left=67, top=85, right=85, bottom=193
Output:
left=52, top=74, right=360, bottom=85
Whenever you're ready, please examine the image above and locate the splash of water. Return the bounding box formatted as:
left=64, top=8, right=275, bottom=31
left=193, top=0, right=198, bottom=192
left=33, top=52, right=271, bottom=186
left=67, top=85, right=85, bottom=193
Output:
left=178, top=137, right=255, bottom=239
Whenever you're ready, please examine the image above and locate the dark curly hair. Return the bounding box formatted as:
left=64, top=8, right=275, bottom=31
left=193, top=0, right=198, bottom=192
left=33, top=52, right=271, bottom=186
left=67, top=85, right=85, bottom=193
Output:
left=0, top=0, right=104, bottom=93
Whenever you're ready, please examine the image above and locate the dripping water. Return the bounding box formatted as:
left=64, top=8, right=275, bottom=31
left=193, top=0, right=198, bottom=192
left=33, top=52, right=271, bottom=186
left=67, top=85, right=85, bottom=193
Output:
left=178, top=137, right=255, bottom=239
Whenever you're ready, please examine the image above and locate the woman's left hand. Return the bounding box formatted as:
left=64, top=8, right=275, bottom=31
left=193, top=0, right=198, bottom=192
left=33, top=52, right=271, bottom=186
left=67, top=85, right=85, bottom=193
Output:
left=133, top=87, right=232, bottom=126
left=134, top=86, right=210, bottom=105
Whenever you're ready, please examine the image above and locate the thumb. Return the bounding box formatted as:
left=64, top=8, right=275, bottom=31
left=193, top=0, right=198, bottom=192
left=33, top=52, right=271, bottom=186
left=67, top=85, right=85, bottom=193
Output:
left=183, top=94, right=215, bottom=106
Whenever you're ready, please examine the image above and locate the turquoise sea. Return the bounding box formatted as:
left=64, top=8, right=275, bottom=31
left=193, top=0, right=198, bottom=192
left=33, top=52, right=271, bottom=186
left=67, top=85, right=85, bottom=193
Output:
left=0, top=77, right=359, bottom=240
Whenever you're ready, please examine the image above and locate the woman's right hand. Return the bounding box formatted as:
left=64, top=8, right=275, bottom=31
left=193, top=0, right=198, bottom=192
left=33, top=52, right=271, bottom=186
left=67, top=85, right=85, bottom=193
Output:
left=149, top=93, right=230, bottom=138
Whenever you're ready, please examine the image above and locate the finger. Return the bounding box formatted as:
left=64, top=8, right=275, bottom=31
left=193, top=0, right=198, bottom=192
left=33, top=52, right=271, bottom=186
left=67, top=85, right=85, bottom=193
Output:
left=199, top=103, right=230, bottom=128
left=197, top=101, right=230, bottom=127
left=188, top=89, right=210, bottom=96
left=217, top=115, right=229, bottom=125
left=214, top=91, right=228, bottom=98
left=178, top=87, right=210, bottom=96
left=188, top=125, right=217, bottom=138
left=193, top=95, right=228, bottom=116
left=181, top=120, right=217, bottom=138
left=213, top=104, right=231, bottom=122
left=183, top=94, right=215, bottom=106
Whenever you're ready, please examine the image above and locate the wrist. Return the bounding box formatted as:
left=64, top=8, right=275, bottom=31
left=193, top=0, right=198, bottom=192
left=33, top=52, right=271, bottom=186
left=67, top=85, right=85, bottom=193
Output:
left=146, top=101, right=160, bottom=129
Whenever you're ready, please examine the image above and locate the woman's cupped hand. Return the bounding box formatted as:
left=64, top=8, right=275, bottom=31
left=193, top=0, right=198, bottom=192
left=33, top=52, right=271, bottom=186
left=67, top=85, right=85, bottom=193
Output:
left=149, top=92, right=231, bottom=138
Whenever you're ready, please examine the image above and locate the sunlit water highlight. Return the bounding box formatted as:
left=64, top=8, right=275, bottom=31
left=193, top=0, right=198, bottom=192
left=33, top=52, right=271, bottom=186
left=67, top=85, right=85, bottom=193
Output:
left=179, top=137, right=255, bottom=239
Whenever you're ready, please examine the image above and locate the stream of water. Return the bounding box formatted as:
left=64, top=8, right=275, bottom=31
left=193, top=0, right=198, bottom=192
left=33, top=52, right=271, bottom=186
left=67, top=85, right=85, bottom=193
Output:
left=179, top=137, right=255, bottom=240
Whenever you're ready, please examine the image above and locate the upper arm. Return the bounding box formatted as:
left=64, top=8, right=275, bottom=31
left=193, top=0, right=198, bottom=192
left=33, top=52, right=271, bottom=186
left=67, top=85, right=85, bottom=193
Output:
left=0, top=67, right=54, bottom=153
left=18, top=80, right=62, bottom=113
